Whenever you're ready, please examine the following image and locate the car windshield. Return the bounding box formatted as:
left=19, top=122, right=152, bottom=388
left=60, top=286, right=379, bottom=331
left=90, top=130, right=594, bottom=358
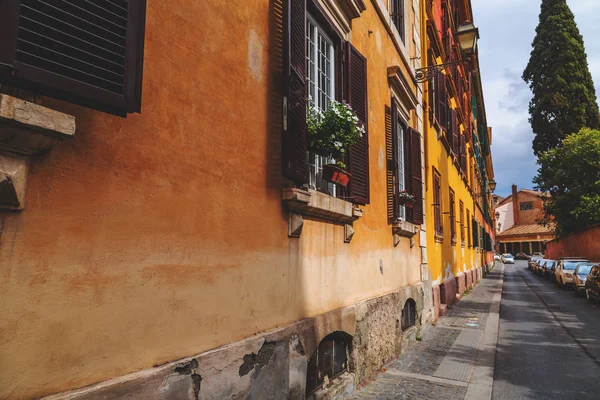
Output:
left=564, top=261, right=586, bottom=270
left=577, top=265, right=593, bottom=275
left=503, top=254, right=513, bottom=257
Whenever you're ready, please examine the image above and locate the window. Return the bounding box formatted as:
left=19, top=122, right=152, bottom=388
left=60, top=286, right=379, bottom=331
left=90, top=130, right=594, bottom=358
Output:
left=386, top=102, right=424, bottom=225
left=306, top=16, right=337, bottom=196
left=433, top=169, right=443, bottom=238
left=0, top=1, right=147, bottom=116
left=401, top=299, right=416, bottom=330
left=520, top=201, right=533, bottom=211
left=467, top=209, right=471, bottom=247
left=282, top=3, right=370, bottom=205
left=459, top=200, right=465, bottom=247
left=390, top=0, right=405, bottom=42
left=449, top=188, right=456, bottom=245
left=306, top=332, right=351, bottom=396
left=396, top=115, right=407, bottom=220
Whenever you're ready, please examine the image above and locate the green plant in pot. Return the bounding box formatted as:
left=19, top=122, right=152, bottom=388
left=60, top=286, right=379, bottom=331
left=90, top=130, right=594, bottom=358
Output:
left=397, top=190, right=415, bottom=207
left=307, top=99, right=365, bottom=187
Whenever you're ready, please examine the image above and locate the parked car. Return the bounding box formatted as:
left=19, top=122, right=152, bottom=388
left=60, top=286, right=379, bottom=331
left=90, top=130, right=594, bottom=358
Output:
left=555, top=258, right=590, bottom=287
left=585, top=265, right=600, bottom=302
left=535, top=260, right=548, bottom=276
left=529, top=256, right=542, bottom=271
left=501, top=253, right=515, bottom=264
left=573, top=263, right=595, bottom=296
left=515, top=252, right=531, bottom=260
left=543, top=260, right=557, bottom=279
left=494, top=253, right=501, bottom=261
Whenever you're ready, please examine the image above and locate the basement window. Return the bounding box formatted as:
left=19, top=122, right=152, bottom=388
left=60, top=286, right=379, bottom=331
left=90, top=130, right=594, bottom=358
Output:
left=306, top=332, right=351, bottom=396
left=401, top=299, right=417, bottom=331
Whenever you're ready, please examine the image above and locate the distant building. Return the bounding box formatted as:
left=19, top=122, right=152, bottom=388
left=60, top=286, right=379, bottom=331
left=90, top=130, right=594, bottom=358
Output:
left=495, top=184, right=555, bottom=254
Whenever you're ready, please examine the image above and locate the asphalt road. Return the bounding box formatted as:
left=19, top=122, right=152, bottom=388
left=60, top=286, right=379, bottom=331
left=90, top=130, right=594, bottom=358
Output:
left=492, top=260, right=600, bottom=400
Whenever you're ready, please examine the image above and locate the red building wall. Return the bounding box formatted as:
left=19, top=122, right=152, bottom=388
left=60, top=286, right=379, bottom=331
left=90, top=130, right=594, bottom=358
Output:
left=546, top=226, right=600, bottom=261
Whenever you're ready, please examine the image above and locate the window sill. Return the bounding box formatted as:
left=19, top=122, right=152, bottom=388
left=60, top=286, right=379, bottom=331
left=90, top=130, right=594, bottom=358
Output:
left=392, top=220, right=418, bottom=238
left=282, top=188, right=362, bottom=240
left=0, top=94, right=75, bottom=210
left=434, top=234, right=444, bottom=244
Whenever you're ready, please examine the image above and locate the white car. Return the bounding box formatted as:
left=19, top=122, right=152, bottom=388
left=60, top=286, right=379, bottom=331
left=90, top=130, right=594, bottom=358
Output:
left=555, top=258, right=589, bottom=287
left=494, top=254, right=501, bottom=261
left=501, top=254, right=515, bottom=264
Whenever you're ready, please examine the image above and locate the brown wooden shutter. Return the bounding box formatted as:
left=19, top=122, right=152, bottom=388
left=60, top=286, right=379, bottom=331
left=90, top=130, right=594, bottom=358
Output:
left=282, top=0, right=308, bottom=184
left=409, top=128, right=423, bottom=224
left=438, top=73, right=447, bottom=130
left=0, top=0, right=146, bottom=116
left=460, top=134, right=466, bottom=173
left=346, top=43, right=370, bottom=204
left=387, top=104, right=399, bottom=222
left=451, top=109, right=459, bottom=154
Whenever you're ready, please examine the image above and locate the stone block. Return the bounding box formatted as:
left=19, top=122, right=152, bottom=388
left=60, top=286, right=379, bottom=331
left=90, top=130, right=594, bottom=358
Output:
left=456, top=273, right=466, bottom=298
left=440, top=278, right=457, bottom=305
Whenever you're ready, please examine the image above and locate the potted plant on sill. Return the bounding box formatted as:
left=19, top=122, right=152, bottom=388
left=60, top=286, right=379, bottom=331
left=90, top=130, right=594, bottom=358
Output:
left=398, top=190, right=415, bottom=207
left=307, top=98, right=365, bottom=187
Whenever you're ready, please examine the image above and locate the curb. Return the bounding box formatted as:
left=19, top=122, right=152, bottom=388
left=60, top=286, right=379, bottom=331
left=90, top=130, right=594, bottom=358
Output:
left=464, top=262, right=505, bottom=400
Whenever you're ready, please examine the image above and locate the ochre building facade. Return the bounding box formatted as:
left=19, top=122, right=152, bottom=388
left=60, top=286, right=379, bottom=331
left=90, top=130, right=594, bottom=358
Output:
left=0, top=1, right=443, bottom=399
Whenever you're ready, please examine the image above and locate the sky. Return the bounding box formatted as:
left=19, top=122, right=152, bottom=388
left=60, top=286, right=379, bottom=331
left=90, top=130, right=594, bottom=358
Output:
left=471, top=0, right=600, bottom=198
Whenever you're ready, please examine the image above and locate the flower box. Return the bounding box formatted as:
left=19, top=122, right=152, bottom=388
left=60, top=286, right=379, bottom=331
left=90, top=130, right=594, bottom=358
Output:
left=322, top=164, right=352, bottom=187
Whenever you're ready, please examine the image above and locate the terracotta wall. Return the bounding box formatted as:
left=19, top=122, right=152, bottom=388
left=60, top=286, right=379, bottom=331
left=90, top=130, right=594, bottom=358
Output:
left=516, top=191, right=545, bottom=225
left=546, top=226, right=600, bottom=261
left=0, top=1, right=425, bottom=399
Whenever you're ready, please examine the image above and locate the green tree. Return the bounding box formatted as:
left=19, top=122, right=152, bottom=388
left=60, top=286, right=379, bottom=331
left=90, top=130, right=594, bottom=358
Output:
left=523, top=0, right=600, bottom=157
left=533, top=128, right=600, bottom=236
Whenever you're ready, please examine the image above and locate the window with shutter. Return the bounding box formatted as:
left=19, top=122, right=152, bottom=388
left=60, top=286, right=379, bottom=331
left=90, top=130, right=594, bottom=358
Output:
left=391, top=0, right=405, bottom=43
left=0, top=0, right=146, bottom=116
left=451, top=109, right=458, bottom=155
left=459, top=200, right=465, bottom=247
left=346, top=43, right=369, bottom=205
left=467, top=209, right=471, bottom=247
left=449, top=187, right=456, bottom=245
left=433, top=168, right=443, bottom=238
left=282, top=0, right=309, bottom=184
left=409, top=127, right=423, bottom=225
left=392, top=102, right=408, bottom=220
left=385, top=105, right=397, bottom=223
left=437, top=73, right=447, bottom=130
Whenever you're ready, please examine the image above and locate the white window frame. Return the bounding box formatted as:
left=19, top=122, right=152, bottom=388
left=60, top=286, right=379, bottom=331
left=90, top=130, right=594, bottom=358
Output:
left=306, top=15, right=336, bottom=196
left=396, top=117, right=406, bottom=220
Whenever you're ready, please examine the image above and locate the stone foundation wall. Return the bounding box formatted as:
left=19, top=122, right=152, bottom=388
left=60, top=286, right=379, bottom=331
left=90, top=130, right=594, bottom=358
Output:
left=466, top=270, right=473, bottom=289
left=42, top=283, right=426, bottom=400
left=432, top=267, right=484, bottom=322
left=456, top=273, right=466, bottom=298
left=439, top=277, right=457, bottom=306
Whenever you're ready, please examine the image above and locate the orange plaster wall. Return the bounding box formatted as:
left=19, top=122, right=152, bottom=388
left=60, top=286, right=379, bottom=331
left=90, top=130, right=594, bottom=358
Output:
left=0, top=1, right=423, bottom=398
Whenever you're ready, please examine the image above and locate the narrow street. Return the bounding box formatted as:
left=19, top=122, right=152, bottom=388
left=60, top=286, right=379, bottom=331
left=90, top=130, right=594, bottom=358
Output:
left=493, top=260, right=600, bottom=399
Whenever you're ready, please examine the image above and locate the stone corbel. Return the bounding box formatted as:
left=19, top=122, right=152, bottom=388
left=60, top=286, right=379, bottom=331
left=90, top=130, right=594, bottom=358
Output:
left=392, top=220, right=418, bottom=247
left=0, top=94, right=75, bottom=210
left=282, top=188, right=362, bottom=240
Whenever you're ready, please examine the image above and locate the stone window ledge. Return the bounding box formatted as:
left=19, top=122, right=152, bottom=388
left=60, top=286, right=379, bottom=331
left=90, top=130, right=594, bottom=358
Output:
left=0, top=94, right=75, bottom=210
left=282, top=188, right=362, bottom=241
left=308, top=371, right=355, bottom=400
left=392, top=220, right=419, bottom=247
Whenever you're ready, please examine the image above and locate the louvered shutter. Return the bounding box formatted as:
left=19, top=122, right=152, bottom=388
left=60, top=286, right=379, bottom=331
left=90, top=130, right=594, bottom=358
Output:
left=459, top=133, right=466, bottom=173
left=451, top=109, right=458, bottom=154
left=0, top=0, right=146, bottom=116
left=409, top=128, right=423, bottom=224
left=346, top=43, right=369, bottom=204
left=386, top=105, right=398, bottom=223
left=282, top=0, right=308, bottom=184
left=437, top=73, right=447, bottom=129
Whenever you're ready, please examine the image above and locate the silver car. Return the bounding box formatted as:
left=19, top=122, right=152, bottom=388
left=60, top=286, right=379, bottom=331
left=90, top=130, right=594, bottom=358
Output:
left=573, top=263, right=595, bottom=295
left=502, top=253, right=515, bottom=264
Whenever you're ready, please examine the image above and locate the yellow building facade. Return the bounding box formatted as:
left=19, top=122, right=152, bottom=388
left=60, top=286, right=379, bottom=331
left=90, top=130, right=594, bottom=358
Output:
left=420, top=0, right=496, bottom=317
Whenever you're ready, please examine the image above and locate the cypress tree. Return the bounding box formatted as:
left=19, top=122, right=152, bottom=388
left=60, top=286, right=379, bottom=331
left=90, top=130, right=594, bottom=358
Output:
left=523, top=0, right=600, bottom=157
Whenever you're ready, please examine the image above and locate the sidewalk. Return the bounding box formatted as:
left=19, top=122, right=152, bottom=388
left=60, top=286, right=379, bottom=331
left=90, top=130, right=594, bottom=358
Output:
left=349, top=264, right=504, bottom=400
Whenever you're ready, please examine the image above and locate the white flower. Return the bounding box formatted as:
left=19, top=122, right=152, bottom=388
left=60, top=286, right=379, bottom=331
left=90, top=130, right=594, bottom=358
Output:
left=353, top=115, right=359, bottom=122
left=334, top=141, right=342, bottom=149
